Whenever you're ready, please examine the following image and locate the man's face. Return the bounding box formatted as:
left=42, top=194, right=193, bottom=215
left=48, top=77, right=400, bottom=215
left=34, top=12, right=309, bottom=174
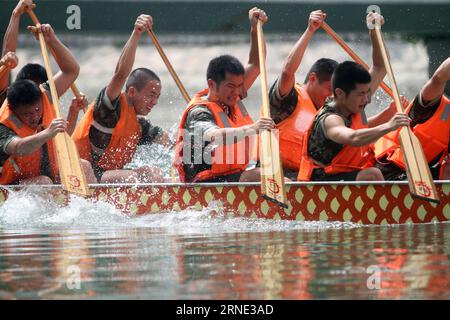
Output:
left=129, top=80, right=161, bottom=116
left=211, top=73, right=244, bottom=108
left=309, top=74, right=333, bottom=108
left=14, top=100, right=43, bottom=130
left=337, top=83, right=371, bottom=114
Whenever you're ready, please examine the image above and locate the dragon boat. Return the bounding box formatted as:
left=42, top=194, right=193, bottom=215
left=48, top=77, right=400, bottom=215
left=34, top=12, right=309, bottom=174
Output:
left=0, top=181, right=448, bottom=225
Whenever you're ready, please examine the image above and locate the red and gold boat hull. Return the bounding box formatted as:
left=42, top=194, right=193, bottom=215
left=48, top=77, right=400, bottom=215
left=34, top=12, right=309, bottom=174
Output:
left=0, top=181, right=448, bottom=225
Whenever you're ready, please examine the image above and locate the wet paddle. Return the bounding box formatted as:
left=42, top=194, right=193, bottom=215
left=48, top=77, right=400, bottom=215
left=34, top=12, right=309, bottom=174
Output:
left=374, top=26, right=439, bottom=203
left=147, top=29, right=191, bottom=103
left=256, top=20, right=288, bottom=208
left=147, top=29, right=190, bottom=182
left=27, top=9, right=86, bottom=113
left=35, top=25, right=91, bottom=197
left=322, top=22, right=394, bottom=99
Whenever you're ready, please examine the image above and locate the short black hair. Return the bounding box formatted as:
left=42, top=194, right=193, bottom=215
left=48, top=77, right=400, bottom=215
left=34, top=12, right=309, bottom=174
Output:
left=304, top=58, right=338, bottom=84
left=332, top=61, right=371, bottom=96
left=125, top=68, right=160, bottom=92
left=207, top=55, right=245, bottom=85
left=16, top=63, right=48, bottom=84
left=7, top=80, right=42, bottom=110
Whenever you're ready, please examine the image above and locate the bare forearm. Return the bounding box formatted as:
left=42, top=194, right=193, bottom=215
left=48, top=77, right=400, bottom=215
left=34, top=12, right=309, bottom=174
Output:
left=422, top=57, right=450, bottom=102
left=66, top=109, right=79, bottom=136
left=8, top=131, right=50, bottom=156
left=2, top=11, right=20, bottom=55
left=370, top=30, right=384, bottom=70
left=348, top=123, right=391, bottom=146
left=279, top=29, right=313, bottom=96
left=0, top=13, right=21, bottom=90
left=0, top=61, right=10, bottom=91
left=368, top=29, right=386, bottom=95
left=114, top=31, right=140, bottom=80
left=47, top=37, right=79, bottom=77
left=368, top=106, right=395, bottom=128
left=244, top=27, right=263, bottom=90
left=206, top=125, right=255, bottom=145
left=107, top=31, right=140, bottom=99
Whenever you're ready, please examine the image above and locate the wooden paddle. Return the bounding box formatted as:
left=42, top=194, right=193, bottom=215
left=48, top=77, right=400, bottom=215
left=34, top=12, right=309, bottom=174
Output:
left=256, top=20, right=288, bottom=208
left=147, top=29, right=191, bottom=103
left=35, top=24, right=91, bottom=196
left=374, top=25, right=439, bottom=203
left=27, top=9, right=86, bottom=113
left=322, top=22, right=394, bottom=99
left=147, top=29, right=190, bottom=182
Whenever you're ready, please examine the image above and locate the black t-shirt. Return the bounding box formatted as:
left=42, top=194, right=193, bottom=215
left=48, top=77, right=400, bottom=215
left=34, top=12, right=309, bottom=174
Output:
left=268, top=78, right=301, bottom=124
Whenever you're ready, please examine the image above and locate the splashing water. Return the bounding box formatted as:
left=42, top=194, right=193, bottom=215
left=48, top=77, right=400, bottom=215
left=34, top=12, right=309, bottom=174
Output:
left=0, top=189, right=360, bottom=232
left=0, top=188, right=130, bottom=228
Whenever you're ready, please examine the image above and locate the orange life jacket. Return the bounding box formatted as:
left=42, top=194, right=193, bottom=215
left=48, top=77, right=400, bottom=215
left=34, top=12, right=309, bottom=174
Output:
left=0, top=89, right=58, bottom=184
left=277, top=85, right=318, bottom=171
left=72, top=92, right=142, bottom=171
left=297, top=109, right=376, bottom=181
left=375, top=95, right=450, bottom=170
left=173, top=89, right=254, bottom=182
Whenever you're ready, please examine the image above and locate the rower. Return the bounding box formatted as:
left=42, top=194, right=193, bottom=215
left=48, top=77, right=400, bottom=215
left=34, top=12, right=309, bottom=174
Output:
left=375, top=57, right=450, bottom=180
left=72, top=14, right=173, bottom=183
left=268, top=10, right=338, bottom=180
left=0, top=24, right=96, bottom=185
left=1, top=0, right=87, bottom=135
left=173, top=8, right=274, bottom=183
left=298, top=12, right=411, bottom=182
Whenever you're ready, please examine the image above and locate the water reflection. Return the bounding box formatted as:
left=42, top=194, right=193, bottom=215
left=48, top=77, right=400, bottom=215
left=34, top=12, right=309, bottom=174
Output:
left=1, top=222, right=449, bottom=299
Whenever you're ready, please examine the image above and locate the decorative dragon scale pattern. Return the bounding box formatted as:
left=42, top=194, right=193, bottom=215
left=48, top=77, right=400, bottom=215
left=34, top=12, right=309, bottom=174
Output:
left=0, top=183, right=448, bottom=225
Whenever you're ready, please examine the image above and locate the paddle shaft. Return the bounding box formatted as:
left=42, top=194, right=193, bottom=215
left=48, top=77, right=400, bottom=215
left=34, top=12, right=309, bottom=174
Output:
left=147, top=30, right=191, bottom=103
left=256, top=20, right=288, bottom=208
left=256, top=23, right=270, bottom=117
left=36, top=27, right=90, bottom=196
left=27, top=9, right=85, bottom=106
left=322, top=22, right=394, bottom=99
left=374, top=27, right=439, bottom=203
left=37, top=31, right=61, bottom=117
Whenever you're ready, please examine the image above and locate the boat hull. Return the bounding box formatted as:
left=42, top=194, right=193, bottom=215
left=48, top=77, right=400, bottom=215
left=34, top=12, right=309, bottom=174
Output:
left=0, top=182, right=448, bottom=225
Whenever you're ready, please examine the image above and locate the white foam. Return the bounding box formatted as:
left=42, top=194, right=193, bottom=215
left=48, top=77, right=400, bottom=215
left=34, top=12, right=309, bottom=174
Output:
left=0, top=189, right=359, bottom=232
left=0, top=188, right=130, bottom=228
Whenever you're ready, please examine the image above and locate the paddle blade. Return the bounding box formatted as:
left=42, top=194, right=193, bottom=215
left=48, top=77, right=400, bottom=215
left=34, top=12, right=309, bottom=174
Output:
left=397, top=127, right=439, bottom=203
left=53, top=132, right=91, bottom=197
left=260, top=130, right=288, bottom=208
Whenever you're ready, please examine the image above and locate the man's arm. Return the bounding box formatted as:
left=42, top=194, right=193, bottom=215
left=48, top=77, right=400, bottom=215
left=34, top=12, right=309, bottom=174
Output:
left=0, top=52, right=19, bottom=91
left=367, top=12, right=387, bottom=97
left=278, top=10, right=325, bottom=97
left=6, top=118, right=67, bottom=156
left=421, top=57, right=450, bottom=103
left=325, top=112, right=410, bottom=146
left=153, top=130, right=175, bottom=148
left=33, top=24, right=79, bottom=97
left=106, top=14, right=153, bottom=102
left=66, top=94, right=88, bottom=135
left=1, top=0, right=34, bottom=91
left=243, top=7, right=268, bottom=92
left=367, top=95, right=409, bottom=127
left=205, top=117, right=274, bottom=145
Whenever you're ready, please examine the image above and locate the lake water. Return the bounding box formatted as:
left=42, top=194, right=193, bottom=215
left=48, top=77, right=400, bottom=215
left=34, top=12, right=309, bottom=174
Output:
left=1, top=33, right=449, bottom=300
left=0, top=191, right=449, bottom=299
